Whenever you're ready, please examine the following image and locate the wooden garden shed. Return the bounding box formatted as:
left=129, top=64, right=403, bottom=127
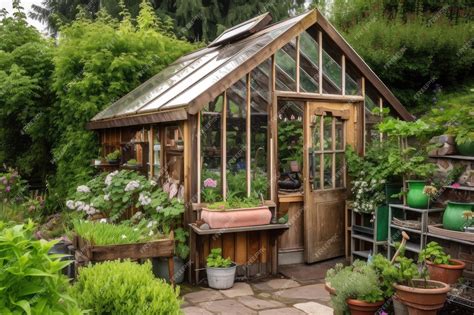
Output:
left=87, top=9, right=413, bottom=284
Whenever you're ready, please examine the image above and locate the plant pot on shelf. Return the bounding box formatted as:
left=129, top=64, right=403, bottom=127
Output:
left=107, top=159, right=120, bottom=165
left=406, top=180, right=429, bottom=209
left=393, top=279, right=450, bottom=315
left=426, top=259, right=466, bottom=285
left=442, top=201, right=473, bottom=231
left=152, top=256, right=185, bottom=284
left=456, top=139, right=474, bottom=156
left=206, top=263, right=236, bottom=289
left=201, top=206, right=271, bottom=229
left=346, top=298, right=385, bottom=315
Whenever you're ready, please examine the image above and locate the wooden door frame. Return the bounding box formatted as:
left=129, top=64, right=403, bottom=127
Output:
left=303, top=100, right=363, bottom=263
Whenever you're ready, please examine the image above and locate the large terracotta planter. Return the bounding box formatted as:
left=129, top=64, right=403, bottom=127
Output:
left=442, top=201, right=473, bottom=231
left=201, top=206, right=271, bottom=229
left=394, top=279, right=450, bottom=315
left=406, top=180, right=429, bottom=209
left=346, top=299, right=385, bottom=315
left=426, top=258, right=466, bottom=285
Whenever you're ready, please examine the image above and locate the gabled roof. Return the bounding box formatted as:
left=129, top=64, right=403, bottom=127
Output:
left=88, top=9, right=413, bottom=130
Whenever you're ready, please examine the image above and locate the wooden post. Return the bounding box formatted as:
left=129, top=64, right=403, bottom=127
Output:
left=318, top=31, right=323, bottom=94
left=246, top=73, right=251, bottom=197
left=222, top=91, right=227, bottom=201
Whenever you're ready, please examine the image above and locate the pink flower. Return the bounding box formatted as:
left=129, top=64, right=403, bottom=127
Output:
left=203, top=178, right=217, bottom=188
left=451, top=183, right=461, bottom=188
left=5, top=186, right=10, bottom=192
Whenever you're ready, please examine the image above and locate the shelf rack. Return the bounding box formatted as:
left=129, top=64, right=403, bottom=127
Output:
left=387, top=204, right=444, bottom=258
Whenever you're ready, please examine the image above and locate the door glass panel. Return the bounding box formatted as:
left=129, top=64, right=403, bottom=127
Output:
left=311, top=154, right=320, bottom=190
left=335, top=119, right=344, bottom=150
left=312, top=115, right=321, bottom=151
left=323, top=116, right=332, bottom=151
left=324, top=154, right=333, bottom=189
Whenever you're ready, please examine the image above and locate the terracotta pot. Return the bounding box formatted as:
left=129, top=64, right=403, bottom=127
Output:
left=394, top=279, right=450, bottom=315
left=426, top=258, right=465, bottom=285
left=346, top=299, right=385, bottom=315
left=201, top=206, right=271, bottom=229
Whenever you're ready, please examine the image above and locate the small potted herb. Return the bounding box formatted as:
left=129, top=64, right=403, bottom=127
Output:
left=206, top=248, right=236, bottom=289
left=419, top=241, right=465, bottom=285
left=106, top=150, right=121, bottom=164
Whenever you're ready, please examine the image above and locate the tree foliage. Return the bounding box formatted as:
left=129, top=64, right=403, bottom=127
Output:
left=50, top=2, right=195, bottom=201
left=0, top=1, right=55, bottom=182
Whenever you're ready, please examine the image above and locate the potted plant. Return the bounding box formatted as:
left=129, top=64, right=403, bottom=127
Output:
left=201, top=196, right=271, bottom=229
left=106, top=150, right=121, bottom=164
left=463, top=210, right=474, bottom=232
left=206, top=248, right=236, bottom=290
left=418, top=241, right=466, bottom=285
left=153, top=227, right=189, bottom=284
left=325, top=261, right=385, bottom=314
left=391, top=248, right=450, bottom=315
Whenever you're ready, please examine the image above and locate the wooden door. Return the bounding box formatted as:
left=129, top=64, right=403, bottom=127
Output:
left=303, top=102, right=358, bottom=263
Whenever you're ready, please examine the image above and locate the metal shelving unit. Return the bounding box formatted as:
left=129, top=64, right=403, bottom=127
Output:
left=387, top=204, right=444, bottom=258
left=350, top=210, right=387, bottom=262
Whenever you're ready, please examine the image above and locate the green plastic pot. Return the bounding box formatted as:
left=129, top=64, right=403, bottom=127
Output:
left=457, top=139, right=474, bottom=156
left=406, top=180, right=429, bottom=209
left=442, top=201, right=473, bottom=231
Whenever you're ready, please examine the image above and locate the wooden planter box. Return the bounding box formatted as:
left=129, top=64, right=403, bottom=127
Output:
left=73, top=234, right=176, bottom=284
left=201, top=206, right=272, bottom=229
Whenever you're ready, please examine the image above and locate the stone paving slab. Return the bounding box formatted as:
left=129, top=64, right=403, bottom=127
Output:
left=294, top=301, right=333, bottom=315
left=273, top=283, right=330, bottom=302
left=182, top=306, right=214, bottom=315
left=258, top=307, right=306, bottom=314
left=220, top=282, right=254, bottom=298
left=237, top=295, right=285, bottom=310
left=252, top=278, right=300, bottom=292
left=199, top=298, right=257, bottom=314
left=184, top=289, right=225, bottom=304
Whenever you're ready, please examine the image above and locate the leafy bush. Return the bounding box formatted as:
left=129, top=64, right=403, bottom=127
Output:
left=206, top=248, right=232, bottom=268
left=325, top=260, right=384, bottom=312
left=0, top=220, right=82, bottom=314
left=0, top=168, right=28, bottom=203
left=71, top=260, right=181, bottom=315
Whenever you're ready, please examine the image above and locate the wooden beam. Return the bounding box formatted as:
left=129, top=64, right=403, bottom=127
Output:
left=222, top=91, right=227, bottom=201
left=361, top=77, right=366, bottom=156
left=197, top=112, right=201, bottom=203
left=318, top=31, right=323, bottom=95
left=276, top=91, right=364, bottom=102
left=379, top=97, right=383, bottom=142
left=246, top=73, right=251, bottom=198
left=149, top=125, right=154, bottom=178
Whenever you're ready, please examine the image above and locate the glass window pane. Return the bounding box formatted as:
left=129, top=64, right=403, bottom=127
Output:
left=345, top=72, right=359, bottom=95
left=335, top=153, right=345, bottom=188
left=250, top=59, right=271, bottom=199
left=226, top=77, right=247, bottom=199
left=152, top=127, right=161, bottom=179
left=201, top=95, right=223, bottom=202
left=323, top=116, right=333, bottom=151
left=311, top=115, right=321, bottom=151
left=311, top=154, right=320, bottom=190
left=324, top=154, right=333, bottom=189
left=276, top=39, right=297, bottom=91
left=299, top=31, right=319, bottom=93
left=277, top=100, right=304, bottom=173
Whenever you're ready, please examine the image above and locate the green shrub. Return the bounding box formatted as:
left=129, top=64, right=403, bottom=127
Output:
left=0, top=220, right=82, bottom=314
left=206, top=248, right=232, bottom=268
left=71, top=260, right=182, bottom=315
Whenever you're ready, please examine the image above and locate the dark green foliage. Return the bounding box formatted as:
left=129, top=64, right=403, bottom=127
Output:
left=0, top=2, right=56, bottom=183
left=51, top=3, right=195, bottom=199
left=419, top=241, right=451, bottom=265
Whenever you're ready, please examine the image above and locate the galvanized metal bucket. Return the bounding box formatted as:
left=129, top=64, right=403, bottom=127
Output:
left=206, top=263, right=236, bottom=289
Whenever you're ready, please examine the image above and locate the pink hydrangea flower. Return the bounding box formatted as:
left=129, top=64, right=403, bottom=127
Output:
left=451, top=182, right=461, bottom=188
left=203, top=178, right=217, bottom=188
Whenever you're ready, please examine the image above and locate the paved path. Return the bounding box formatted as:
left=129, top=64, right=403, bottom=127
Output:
left=180, top=277, right=333, bottom=315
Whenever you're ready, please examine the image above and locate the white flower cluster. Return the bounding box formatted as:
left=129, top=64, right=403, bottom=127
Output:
left=66, top=200, right=98, bottom=215
left=105, top=170, right=119, bottom=186
left=124, top=180, right=140, bottom=192
left=77, top=185, right=91, bottom=193
left=149, top=180, right=157, bottom=187
left=351, top=178, right=386, bottom=214
left=156, top=205, right=163, bottom=213
left=138, top=193, right=151, bottom=206
left=104, top=194, right=110, bottom=201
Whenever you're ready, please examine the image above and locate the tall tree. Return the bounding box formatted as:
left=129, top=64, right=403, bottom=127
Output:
left=0, top=0, right=55, bottom=185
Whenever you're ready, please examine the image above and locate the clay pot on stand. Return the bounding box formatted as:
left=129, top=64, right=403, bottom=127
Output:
left=426, top=259, right=466, bottom=285
left=393, top=279, right=450, bottom=315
